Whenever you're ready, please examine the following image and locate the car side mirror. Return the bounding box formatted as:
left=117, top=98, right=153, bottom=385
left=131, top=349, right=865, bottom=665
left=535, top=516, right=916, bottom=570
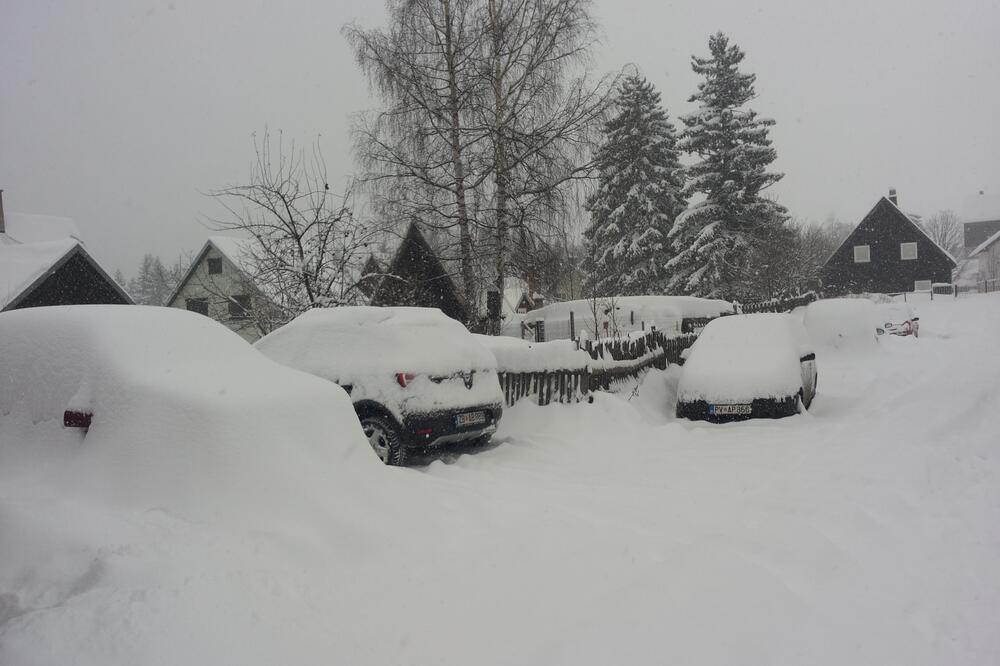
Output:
left=876, top=327, right=885, bottom=336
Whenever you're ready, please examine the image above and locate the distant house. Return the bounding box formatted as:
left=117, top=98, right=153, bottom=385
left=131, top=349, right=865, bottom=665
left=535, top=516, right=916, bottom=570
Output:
left=0, top=193, right=132, bottom=311
left=822, top=192, right=956, bottom=295
left=960, top=191, right=1000, bottom=251
left=166, top=237, right=279, bottom=342
left=968, top=228, right=1000, bottom=287
left=370, top=221, right=469, bottom=323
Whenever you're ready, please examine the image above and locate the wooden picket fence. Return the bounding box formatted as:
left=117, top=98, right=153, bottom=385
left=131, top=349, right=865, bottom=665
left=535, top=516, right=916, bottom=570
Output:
left=739, top=291, right=818, bottom=314
left=495, top=331, right=699, bottom=407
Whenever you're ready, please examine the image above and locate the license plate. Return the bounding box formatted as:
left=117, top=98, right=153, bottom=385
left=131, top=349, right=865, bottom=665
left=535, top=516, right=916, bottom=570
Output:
left=709, top=403, right=752, bottom=416
left=455, top=411, right=487, bottom=427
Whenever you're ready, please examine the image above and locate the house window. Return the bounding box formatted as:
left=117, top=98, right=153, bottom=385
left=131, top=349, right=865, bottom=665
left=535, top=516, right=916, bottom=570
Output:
left=853, top=245, right=870, bottom=263
left=900, top=242, right=918, bottom=260
left=185, top=297, right=208, bottom=315
left=228, top=295, right=251, bottom=320
left=914, top=280, right=932, bottom=291
left=207, top=257, right=223, bottom=274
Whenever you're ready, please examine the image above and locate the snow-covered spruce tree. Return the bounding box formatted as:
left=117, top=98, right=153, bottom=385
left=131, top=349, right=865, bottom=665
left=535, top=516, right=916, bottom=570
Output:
left=583, top=75, right=686, bottom=297
left=666, top=32, right=787, bottom=299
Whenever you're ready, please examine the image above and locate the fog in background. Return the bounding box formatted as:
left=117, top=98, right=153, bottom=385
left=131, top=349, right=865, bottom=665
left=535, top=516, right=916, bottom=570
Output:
left=2, top=0, right=998, bottom=274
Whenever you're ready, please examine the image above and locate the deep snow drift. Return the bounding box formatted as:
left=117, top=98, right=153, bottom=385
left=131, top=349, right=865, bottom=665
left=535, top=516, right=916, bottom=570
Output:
left=2, top=294, right=999, bottom=665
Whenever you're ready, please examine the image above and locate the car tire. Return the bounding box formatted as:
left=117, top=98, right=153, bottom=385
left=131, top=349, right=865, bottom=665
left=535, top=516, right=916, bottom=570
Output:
left=360, top=415, right=407, bottom=466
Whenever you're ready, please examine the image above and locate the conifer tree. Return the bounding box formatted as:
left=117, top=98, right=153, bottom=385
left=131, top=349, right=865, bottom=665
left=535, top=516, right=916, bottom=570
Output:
left=667, top=32, right=786, bottom=299
left=583, top=75, right=686, bottom=296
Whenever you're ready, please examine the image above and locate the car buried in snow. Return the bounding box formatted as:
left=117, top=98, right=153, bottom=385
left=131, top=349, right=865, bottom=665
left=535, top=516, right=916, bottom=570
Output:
left=254, top=307, right=503, bottom=465
left=675, top=314, right=817, bottom=422
left=0, top=305, right=372, bottom=472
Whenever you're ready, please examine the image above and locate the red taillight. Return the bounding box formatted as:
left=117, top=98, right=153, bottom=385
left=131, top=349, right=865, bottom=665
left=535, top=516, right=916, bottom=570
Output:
left=63, top=410, right=92, bottom=429
left=416, top=428, right=433, bottom=437
left=396, top=372, right=416, bottom=388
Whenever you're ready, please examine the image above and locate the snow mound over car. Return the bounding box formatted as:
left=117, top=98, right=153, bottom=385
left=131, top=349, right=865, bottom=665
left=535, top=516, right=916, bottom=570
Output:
left=0, top=305, right=378, bottom=526
left=677, top=314, right=806, bottom=403
left=255, top=306, right=497, bottom=382
left=803, top=298, right=879, bottom=351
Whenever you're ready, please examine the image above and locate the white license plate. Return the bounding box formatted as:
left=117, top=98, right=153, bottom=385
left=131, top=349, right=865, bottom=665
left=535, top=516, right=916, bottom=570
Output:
left=709, top=403, right=752, bottom=415
left=455, top=411, right=487, bottom=427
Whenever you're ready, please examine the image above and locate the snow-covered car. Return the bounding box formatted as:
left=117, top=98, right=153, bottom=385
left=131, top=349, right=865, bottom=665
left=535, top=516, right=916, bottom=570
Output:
left=255, top=307, right=503, bottom=465
left=802, top=298, right=880, bottom=351
left=876, top=303, right=919, bottom=338
left=676, top=314, right=818, bottom=422
left=0, top=306, right=375, bottom=514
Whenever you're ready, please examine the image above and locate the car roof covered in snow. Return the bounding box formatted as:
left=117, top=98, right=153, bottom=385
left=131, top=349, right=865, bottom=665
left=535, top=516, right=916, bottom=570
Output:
left=255, top=306, right=497, bottom=382
left=678, top=314, right=809, bottom=403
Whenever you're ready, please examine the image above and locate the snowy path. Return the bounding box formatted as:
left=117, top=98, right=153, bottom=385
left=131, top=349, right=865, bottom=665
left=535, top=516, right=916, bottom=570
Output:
left=2, top=295, right=999, bottom=665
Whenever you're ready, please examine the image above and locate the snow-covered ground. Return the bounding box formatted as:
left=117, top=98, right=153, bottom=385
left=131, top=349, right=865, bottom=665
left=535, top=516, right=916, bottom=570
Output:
left=2, top=294, right=999, bottom=665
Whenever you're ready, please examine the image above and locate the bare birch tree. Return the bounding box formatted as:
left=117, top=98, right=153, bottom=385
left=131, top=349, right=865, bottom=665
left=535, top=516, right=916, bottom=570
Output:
left=345, top=0, right=485, bottom=322
left=346, top=0, right=617, bottom=329
left=475, top=0, right=617, bottom=293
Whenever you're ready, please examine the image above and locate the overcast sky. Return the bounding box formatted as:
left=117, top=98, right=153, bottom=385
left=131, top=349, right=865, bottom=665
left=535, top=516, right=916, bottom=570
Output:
left=3, top=0, right=999, bottom=275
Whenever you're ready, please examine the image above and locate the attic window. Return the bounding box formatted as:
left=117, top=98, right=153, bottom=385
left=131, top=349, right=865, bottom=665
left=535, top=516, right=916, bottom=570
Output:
left=208, top=257, right=223, bottom=274
left=853, top=245, right=870, bottom=263
left=900, top=242, right=918, bottom=260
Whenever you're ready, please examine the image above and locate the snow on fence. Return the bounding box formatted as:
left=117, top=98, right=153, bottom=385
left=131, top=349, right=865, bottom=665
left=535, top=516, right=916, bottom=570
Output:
left=739, top=292, right=818, bottom=314
left=477, top=331, right=699, bottom=407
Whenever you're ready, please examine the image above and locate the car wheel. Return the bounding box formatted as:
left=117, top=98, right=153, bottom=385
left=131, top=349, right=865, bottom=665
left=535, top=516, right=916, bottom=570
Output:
left=360, top=415, right=407, bottom=466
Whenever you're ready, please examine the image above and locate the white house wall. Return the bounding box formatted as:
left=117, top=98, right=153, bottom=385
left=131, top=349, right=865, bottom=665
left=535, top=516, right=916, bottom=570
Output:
left=167, top=249, right=263, bottom=342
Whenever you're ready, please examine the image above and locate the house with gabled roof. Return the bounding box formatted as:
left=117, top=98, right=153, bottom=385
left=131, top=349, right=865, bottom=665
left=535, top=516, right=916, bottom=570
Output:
left=968, top=227, right=1000, bottom=289
left=0, top=192, right=132, bottom=311
left=165, top=236, right=281, bottom=342
left=821, top=190, right=957, bottom=295
left=370, top=221, right=469, bottom=324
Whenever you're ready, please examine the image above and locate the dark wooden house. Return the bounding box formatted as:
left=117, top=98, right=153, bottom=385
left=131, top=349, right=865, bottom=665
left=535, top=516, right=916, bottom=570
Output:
left=371, top=222, right=468, bottom=322
left=822, top=194, right=956, bottom=295
left=1, top=240, right=132, bottom=311
left=0, top=196, right=132, bottom=311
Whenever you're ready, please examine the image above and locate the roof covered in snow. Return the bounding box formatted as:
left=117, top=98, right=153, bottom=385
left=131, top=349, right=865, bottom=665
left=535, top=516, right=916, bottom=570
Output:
left=969, top=227, right=1000, bottom=258
left=2, top=212, right=83, bottom=245
left=0, top=239, right=80, bottom=310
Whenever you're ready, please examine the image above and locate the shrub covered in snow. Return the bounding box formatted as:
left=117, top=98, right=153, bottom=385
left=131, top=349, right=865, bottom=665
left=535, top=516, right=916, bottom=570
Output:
left=473, top=335, right=590, bottom=374
left=512, top=295, right=733, bottom=342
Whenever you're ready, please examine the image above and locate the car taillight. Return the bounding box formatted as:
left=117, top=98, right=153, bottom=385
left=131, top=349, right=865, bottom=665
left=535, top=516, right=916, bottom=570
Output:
left=396, top=372, right=416, bottom=388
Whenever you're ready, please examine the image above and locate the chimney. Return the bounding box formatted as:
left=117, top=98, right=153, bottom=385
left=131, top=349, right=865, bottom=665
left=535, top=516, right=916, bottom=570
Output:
left=0, top=189, right=5, bottom=234
left=888, top=187, right=898, bottom=206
